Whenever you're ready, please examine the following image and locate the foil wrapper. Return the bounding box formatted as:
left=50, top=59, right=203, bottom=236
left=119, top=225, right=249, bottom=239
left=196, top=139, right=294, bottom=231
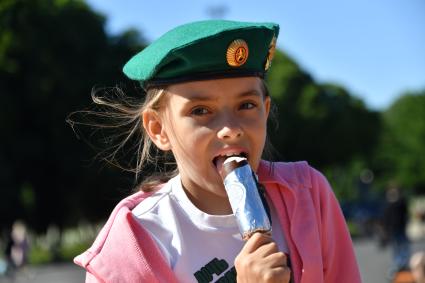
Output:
left=222, top=157, right=271, bottom=240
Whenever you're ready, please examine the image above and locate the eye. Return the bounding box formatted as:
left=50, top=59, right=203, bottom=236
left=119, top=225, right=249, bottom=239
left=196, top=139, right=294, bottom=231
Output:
left=240, top=102, right=256, bottom=110
left=190, top=106, right=210, bottom=116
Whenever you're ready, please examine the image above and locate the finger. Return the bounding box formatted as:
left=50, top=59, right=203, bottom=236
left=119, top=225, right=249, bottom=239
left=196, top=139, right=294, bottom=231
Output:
left=262, top=251, right=288, bottom=268
left=251, top=243, right=288, bottom=267
left=242, top=232, right=274, bottom=253
left=251, top=240, right=280, bottom=258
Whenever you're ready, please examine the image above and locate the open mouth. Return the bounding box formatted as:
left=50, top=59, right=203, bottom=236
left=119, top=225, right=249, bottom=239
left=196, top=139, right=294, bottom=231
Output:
left=213, top=152, right=248, bottom=176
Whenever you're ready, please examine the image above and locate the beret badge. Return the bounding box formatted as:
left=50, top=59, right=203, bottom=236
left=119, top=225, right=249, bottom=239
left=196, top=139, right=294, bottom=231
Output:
left=226, top=39, right=249, bottom=67
left=264, top=36, right=277, bottom=71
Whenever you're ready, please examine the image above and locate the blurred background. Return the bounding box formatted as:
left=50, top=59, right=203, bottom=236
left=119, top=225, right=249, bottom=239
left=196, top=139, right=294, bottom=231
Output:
left=0, top=0, right=424, bottom=282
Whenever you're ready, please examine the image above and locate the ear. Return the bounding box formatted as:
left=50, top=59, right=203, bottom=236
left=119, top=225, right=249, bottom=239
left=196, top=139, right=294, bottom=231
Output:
left=264, top=95, right=271, bottom=118
left=142, top=110, right=171, bottom=151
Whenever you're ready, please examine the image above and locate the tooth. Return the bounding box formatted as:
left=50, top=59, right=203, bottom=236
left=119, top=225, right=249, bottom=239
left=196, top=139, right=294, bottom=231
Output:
left=224, top=152, right=241, bottom=157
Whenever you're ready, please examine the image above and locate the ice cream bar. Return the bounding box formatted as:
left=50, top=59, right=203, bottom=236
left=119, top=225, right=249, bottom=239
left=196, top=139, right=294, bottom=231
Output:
left=221, top=156, right=271, bottom=240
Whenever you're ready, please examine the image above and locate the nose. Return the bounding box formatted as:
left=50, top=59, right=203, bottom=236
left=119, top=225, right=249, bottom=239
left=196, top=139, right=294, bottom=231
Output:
left=216, top=114, right=243, bottom=140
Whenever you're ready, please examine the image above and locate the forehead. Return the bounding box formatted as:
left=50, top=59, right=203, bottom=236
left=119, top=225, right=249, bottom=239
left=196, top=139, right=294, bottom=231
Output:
left=164, top=77, right=264, bottom=101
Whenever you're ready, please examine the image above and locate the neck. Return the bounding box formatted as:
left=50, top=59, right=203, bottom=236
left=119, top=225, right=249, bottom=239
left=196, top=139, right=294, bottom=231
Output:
left=181, top=182, right=232, bottom=215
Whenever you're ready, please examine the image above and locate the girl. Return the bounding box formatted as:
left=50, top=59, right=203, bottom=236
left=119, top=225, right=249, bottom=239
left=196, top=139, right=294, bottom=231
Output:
left=73, top=20, right=361, bottom=283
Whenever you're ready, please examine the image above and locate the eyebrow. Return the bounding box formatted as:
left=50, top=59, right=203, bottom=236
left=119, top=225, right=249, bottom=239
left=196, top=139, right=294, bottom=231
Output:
left=185, top=89, right=262, bottom=102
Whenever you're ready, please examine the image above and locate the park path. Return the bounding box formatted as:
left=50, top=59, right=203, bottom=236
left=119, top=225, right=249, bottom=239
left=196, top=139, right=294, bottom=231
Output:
left=0, top=239, right=423, bottom=283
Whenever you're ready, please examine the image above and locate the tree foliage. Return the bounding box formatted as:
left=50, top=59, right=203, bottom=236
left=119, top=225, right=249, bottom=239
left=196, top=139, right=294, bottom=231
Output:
left=266, top=50, right=381, bottom=169
left=0, top=0, right=144, bottom=231
left=265, top=51, right=382, bottom=200
left=374, top=91, right=425, bottom=192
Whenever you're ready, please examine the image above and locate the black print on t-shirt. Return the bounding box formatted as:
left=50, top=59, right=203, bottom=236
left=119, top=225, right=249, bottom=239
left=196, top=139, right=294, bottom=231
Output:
left=194, top=257, right=236, bottom=283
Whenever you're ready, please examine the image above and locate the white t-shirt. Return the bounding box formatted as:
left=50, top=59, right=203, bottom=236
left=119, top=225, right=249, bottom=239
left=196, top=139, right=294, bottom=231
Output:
left=132, top=175, right=288, bottom=283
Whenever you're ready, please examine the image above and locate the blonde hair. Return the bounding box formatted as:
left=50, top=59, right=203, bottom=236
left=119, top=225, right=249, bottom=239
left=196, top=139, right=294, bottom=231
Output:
left=67, top=86, right=177, bottom=191
left=67, top=79, right=276, bottom=192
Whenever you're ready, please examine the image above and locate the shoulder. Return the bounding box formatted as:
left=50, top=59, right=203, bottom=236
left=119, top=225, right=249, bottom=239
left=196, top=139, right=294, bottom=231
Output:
left=258, top=160, right=333, bottom=196
left=258, top=160, right=314, bottom=187
left=73, top=180, right=172, bottom=266
left=132, top=179, right=174, bottom=217
left=74, top=181, right=176, bottom=281
left=74, top=190, right=152, bottom=267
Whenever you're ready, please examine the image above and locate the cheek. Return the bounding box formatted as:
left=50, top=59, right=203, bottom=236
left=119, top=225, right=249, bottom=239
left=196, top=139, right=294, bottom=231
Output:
left=189, top=126, right=214, bottom=148
left=170, top=123, right=213, bottom=155
left=246, top=118, right=268, bottom=164
left=244, top=116, right=268, bottom=138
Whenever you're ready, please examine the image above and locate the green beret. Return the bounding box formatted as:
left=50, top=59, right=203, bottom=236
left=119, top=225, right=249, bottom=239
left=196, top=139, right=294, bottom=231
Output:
left=123, top=20, right=279, bottom=88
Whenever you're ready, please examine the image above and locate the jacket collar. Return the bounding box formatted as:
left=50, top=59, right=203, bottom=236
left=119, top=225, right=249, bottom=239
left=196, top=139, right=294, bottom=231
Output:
left=257, top=160, right=312, bottom=190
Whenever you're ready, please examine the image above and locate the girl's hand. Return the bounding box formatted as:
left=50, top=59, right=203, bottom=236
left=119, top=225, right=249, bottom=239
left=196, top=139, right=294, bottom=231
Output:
left=235, top=233, right=291, bottom=283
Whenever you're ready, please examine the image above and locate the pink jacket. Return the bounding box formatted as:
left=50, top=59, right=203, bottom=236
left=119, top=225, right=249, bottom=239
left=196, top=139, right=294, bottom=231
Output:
left=75, top=161, right=362, bottom=283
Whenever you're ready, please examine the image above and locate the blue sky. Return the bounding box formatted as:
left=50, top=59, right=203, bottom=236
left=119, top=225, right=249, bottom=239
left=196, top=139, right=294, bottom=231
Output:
left=85, top=0, right=425, bottom=110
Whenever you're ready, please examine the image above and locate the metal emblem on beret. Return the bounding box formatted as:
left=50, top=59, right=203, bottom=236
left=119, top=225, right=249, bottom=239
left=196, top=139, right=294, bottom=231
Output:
left=264, top=36, right=277, bottom=71
left=227, top=39, right=249, bottom=67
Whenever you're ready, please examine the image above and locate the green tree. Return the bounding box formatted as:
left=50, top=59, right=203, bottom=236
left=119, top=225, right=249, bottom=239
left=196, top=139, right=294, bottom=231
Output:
left=266, top=50, right=381, bottom=200
left=375, top=90, right=425, bottom=192
left=266, top=50, right=380, bottom=169
left=0, top=0, right=144, bottom=231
